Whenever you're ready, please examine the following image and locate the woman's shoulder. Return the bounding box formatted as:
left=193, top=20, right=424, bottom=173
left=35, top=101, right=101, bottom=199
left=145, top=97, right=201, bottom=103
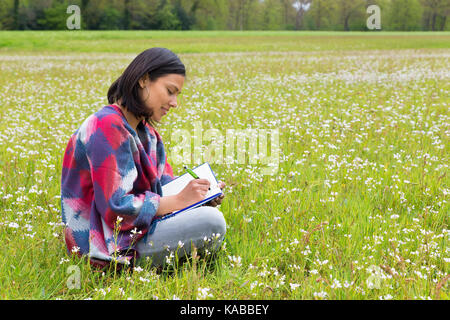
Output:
left=77, top=105, right=129, bottom=144
left=87, top=105, right=130, bottom=130
left=96, top=105, right=127, bottom=126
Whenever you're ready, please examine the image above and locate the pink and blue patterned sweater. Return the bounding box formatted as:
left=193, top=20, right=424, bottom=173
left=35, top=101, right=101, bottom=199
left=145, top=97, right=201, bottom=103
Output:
left=60, top=104, right=175, bottom=267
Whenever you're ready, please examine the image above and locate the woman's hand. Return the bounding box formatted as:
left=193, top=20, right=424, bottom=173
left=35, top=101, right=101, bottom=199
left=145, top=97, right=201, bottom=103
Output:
left=176, top=178, right=211, bottom=208
left=204, top=181, right=226, bottom=207
left=157, top=180, right=223, bottom=216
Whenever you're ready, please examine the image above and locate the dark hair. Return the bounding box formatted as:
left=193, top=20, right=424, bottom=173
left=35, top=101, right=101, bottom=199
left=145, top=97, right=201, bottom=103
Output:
left=107, top=47, right=186, bottom=125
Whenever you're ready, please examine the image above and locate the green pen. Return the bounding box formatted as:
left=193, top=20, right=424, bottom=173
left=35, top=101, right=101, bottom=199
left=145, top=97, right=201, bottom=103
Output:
left=184, top=165, right=199, bottom=179
left=184, top=165, right=210, bottom=190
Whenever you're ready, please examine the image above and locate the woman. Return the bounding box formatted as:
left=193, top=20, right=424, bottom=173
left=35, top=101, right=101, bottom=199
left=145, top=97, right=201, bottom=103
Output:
left=60, top=47, right=226, bottom=270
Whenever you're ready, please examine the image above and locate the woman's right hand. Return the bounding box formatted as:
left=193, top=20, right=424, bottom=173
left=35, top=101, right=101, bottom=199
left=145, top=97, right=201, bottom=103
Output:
left=155, top=179, right=210, bottom=217
left=176, top=179, right=210, bottom=208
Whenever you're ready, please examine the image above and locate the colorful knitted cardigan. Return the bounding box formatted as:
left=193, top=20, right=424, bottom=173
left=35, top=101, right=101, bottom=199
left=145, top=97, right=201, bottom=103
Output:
left=60, top=104, right=174, bottom=267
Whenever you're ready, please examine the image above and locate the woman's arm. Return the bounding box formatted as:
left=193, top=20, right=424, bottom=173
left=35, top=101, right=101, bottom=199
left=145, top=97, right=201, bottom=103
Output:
left=155, top=195, right=183, bottom=217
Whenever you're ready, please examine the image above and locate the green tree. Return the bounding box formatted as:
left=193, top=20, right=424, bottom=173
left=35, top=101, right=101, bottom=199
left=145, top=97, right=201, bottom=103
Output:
left=227, top=0, right=258, bottom=30
left=13, top=0, right=20, bottom=29
left=293, top=0, right=311, bottom=30
left=210, top=0, right=229, bottom=30
left=127, top=0, right=160, bottom=30
left=99, top=7, right=122, bottom=29
left=0, top=0, right=13, bottom=29
left=177, top=0, right=203, bottom=29
left=83, top=0, right=110, bottom=29
left=308, top=0, right=336, bottom=30
left=173, top=0, right=195, bottom=30
left=37, top=0, right=71, bottom=30
left=261, top=0, right=284, bottom=30
left=387, top=0, right=423, bottom=30
left=158, top=0, right=181, bottom=29
left=183, top=0, right=229, bottom=30
left=420, top=0, right=449, bottom=30
left=279, top=0, right=297, bottom=29
left=123, top=0, right=130, bottom=29
left=334, top=0, right=366, bottom=31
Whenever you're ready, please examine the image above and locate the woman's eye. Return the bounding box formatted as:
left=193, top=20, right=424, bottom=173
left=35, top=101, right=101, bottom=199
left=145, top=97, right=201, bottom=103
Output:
left=167, top=89, right=173, bottom=95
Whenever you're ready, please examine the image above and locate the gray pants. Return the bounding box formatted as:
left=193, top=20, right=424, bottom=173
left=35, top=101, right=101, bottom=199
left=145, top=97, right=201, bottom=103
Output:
left=136, top=206, right=227, bottom=268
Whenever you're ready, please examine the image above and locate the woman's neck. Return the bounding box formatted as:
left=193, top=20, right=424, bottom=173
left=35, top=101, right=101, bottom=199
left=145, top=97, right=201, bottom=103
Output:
left=114, top=101, right=143, bottom=131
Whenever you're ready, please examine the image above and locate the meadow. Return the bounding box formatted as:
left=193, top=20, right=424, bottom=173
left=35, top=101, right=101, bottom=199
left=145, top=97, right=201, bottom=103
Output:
left=0, top=31, right=448, bottom=300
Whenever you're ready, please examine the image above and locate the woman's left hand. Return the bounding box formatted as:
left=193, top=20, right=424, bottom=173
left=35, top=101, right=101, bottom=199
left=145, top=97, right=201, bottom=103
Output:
left=204, top=181, right=225, bottom=207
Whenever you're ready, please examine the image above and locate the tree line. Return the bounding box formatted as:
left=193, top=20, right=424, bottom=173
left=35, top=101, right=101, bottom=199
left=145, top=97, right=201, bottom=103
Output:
left=0, top=0, right=448, bottom=31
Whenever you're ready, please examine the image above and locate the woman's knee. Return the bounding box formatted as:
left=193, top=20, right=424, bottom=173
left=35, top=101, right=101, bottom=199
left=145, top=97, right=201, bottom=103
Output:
left=194, top=206, right=227, bottom=238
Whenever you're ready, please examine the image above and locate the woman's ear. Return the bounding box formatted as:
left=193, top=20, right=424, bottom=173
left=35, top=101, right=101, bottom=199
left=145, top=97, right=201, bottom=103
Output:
left=138, top=74, right=148, bottom=89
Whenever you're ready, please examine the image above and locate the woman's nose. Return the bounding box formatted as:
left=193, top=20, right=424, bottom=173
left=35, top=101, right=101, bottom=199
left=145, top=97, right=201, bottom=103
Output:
left=169, top=96, right=178, bottom=108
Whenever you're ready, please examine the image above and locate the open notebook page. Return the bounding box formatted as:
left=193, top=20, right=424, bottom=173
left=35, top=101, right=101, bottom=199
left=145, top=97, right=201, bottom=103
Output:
left=161, top=163, right=222, bottom=213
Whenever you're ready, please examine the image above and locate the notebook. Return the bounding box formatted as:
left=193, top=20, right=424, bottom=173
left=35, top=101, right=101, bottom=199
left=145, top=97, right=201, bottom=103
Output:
left=161, top=162, right=223, bottom=215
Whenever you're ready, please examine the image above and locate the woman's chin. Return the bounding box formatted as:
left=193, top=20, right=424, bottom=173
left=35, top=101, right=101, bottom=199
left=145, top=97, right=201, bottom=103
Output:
left=151, top=115, right=163, bottom=123
left=150, top=108, right=168, bottom=123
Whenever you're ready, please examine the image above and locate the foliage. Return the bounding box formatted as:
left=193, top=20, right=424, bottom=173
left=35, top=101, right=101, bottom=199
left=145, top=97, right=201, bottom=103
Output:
left=0, top=0, right=447, bottom=31
left=386, top=0, right=423, bottom=31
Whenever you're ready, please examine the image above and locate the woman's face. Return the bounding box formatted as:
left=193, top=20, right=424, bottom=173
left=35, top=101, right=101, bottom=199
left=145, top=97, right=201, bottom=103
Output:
left=139, top=73, right=185, bottom=122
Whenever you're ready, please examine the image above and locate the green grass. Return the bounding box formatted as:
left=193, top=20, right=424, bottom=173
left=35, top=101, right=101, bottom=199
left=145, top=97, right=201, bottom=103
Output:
left=0, top=30, right=449, bottom=54
left=0, top=31, right=448, bottom=300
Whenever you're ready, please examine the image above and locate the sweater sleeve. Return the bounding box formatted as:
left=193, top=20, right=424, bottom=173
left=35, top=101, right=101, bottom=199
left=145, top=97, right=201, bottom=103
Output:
left=84, top=115, right=160, bottom=232
left=160, top=154, right=176, bottom=186
left=153, top=126, right=176, bottom=186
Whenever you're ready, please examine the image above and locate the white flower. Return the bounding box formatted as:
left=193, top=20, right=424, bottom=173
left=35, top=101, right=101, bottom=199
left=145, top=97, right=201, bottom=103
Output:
left=313, top=291, right=328, bottom=299
left=290, top=283, right=301, bottom=290
left=165, top=251, right=174, bottom=265
left=131, top=227, right=142, bottom=235
left=330, top=279, right=342, bottom=289
left=228, top=255, right=242, bottom=268
left=133, top=266, right=143, bottom=273
left=197, top=287, right=213, bottom=299
left=71, top=246, right=80, bottom=253
left=8, top=222, right=19, bottom=228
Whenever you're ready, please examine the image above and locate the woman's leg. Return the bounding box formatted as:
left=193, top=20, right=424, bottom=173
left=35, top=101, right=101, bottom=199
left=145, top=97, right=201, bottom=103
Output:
left=135, top=206, right=226, bottom=268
